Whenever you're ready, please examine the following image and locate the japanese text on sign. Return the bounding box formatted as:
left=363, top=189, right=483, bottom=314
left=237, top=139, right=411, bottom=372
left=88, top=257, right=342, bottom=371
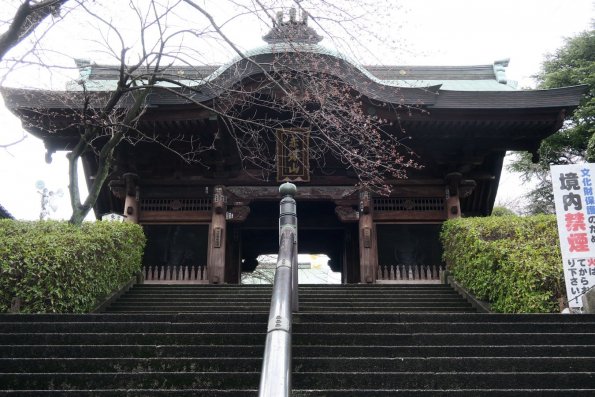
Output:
left=276, top=128, right=310, bottom=182
left=551, top=164, right=595, bottom=307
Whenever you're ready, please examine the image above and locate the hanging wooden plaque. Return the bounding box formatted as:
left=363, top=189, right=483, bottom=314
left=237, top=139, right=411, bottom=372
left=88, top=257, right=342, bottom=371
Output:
left=276, top=128, right=310, bottom=182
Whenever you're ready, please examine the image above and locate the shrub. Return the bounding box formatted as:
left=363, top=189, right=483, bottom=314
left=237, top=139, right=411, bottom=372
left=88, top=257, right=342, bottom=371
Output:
left=441, top=215, right=564, bottom=313
left=0, top=220, right=145, bottom=313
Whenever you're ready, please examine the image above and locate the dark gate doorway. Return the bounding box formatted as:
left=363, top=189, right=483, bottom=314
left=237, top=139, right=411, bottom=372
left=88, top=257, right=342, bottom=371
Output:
left=237, top=200, right=359, bottom=283
left=142, top=224, right=209, bottom=282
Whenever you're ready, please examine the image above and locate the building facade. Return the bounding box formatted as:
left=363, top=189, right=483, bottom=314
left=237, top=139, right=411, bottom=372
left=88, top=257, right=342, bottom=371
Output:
left=1, top=17, right=585, bottom=284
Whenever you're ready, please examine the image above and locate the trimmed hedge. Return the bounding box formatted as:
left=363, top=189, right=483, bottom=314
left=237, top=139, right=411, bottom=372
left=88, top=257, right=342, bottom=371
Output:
left=441, top=215, right=564, bottom=313
left=0, top=220, right=145, bottom=313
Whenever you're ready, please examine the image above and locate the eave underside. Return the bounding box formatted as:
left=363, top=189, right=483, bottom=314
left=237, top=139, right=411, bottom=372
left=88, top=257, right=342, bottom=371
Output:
left=0, top=81, right=583, bottom=219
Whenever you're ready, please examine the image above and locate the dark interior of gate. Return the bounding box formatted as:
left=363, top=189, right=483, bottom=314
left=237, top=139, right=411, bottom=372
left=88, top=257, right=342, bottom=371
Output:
left=140, top=200, right=445, bottom=284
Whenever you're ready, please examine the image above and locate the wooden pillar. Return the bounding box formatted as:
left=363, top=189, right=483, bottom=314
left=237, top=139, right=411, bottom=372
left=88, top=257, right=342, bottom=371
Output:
left=445, top=172, right=462, bottom=219
left=358, top=191, right=378, bottom=283
left=123, top=173, right=139, bottom=224
left=208, top=185, right=227, bottom=284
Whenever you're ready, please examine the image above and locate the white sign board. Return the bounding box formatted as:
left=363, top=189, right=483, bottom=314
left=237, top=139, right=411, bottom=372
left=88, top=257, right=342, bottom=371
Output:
left=551, top=164, right=595, bottom=308
left=102, top=213, right=125, bottom=222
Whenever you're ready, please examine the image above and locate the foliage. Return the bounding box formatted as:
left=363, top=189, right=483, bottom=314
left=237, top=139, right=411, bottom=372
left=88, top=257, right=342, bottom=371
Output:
left=509, top=29, right=595, bottom=214
left=441, top=215, right=564, bottom=313
left=490, top=206, right=517, bottom=217
left=0, top=219, right=145, bottom=313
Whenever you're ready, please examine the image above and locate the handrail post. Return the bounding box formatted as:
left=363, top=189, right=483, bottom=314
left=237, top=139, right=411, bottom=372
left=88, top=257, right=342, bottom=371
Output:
left=258, top=183, right=298, bottom=397
left=279, top=183, right=299, bottom=312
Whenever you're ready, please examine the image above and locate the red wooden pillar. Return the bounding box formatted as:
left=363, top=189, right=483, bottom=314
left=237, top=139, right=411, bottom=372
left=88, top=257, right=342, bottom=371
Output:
left=208, top=185, right=227, bottom=284
left=358, top=191, right=378, bottom=283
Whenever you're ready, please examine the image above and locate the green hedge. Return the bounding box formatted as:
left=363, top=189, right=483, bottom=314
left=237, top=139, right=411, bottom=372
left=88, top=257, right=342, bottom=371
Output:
left=0, top=220, right=145, bottom=313
left=441, top=215, right=564, bottom=313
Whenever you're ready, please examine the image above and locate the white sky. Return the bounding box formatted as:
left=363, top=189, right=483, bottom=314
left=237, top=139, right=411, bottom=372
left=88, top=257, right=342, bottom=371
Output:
left=0, top=0, right=593, bottom=220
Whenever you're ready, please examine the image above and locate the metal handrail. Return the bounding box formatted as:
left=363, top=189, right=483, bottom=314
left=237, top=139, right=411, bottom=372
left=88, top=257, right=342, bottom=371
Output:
left=258, top=183, right=298, bottom=397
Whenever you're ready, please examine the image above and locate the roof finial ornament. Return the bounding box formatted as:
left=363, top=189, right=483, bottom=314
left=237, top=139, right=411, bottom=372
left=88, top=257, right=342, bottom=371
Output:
left=275, top=11, right=283, bottom=26
left=493, top=58, right=510, bottom=85
left=263, top=7, right=323, bottom=44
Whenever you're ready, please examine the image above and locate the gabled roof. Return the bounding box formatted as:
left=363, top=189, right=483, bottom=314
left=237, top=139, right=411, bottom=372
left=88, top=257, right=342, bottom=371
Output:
left=3, top=49, right=583, bottom=112
left=70, top=49, right=514, bottom=93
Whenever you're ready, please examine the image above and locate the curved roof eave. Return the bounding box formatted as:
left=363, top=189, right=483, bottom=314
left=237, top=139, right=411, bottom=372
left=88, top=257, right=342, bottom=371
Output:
left=1, top=84, right=585, bottom=111
left=431, top=85, right=587, bottom=109
left=3, top=45, right=445, bottom=107
left=69, top=43, right=444, bottom=106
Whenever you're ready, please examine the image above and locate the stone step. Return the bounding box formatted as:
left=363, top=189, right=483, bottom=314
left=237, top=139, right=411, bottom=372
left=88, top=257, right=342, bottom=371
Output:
left=2, top=356, right=592, bottom=373
left=0, top=357, right=263, bottom=373
left=106, top=297, right=470, bottom=309
left=103, top=306, right=272, bottom=313
left=113, top=292, right=461, bottom=302
left=3, top=344, right=593, bottom=358
left=2, top=371, right=592, bottom=390
left=0, top=391, right=258, bottom=397
left=3, top=331, right=593, bottom=346
left=292, top=390, right=595, bottom=396
left=0, top=333, right=266, bottom=345
left=292, top=357, right=595, bottom=372
left=5, top=312, right=593, bottom=323
left=291, top=372, right=595, bottom=389
left=4, top=283, right=593, bottom=395
left=0, top=372, right=261, bottom=390
left=2, top=389, right=595, bottom=396
left=4, top=321, right=593, bottom=334
left=291, top=332, right=595, bottom=346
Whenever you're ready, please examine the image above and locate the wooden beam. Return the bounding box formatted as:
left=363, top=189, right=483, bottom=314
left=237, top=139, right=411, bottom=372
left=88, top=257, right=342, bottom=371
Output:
left=227, top=185, right=359, bottom=201
left=373, top=211, right=446, bottom=222
left=138, top=211, right=211, bottom=223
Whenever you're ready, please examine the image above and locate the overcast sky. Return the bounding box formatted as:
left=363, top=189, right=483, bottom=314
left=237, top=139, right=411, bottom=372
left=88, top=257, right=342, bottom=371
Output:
left=0, top=0, right=593, bottom=220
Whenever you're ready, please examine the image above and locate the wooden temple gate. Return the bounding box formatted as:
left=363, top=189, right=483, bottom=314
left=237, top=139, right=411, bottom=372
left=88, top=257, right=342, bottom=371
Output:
left=115, top=172, right=472, bottom=284
left=1, top=13, right=583, bottom=286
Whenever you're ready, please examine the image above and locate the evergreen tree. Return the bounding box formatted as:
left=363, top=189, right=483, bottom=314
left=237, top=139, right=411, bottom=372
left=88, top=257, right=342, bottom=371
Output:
left=509, top=29, right=594, bottom=214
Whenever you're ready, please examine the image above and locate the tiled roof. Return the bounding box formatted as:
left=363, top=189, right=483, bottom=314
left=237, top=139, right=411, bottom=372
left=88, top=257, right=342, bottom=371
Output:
left=1, top=49, right=583, bottom=111
left=72, top=46, right=514, bottom=92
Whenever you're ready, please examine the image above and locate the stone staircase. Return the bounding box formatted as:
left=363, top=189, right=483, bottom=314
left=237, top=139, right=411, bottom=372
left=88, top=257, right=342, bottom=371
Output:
left=0, top=284, right=594, bottom=395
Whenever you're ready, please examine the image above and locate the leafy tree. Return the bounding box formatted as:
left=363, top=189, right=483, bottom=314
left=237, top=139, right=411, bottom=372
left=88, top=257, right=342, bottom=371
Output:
left=491, top=206, right=517, bottom=217
left=509, top=29, right=594, bottom=214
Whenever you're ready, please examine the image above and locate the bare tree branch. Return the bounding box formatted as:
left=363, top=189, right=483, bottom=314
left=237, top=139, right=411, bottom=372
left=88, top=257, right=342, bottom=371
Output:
left=0, top=0, right=69, bottom=60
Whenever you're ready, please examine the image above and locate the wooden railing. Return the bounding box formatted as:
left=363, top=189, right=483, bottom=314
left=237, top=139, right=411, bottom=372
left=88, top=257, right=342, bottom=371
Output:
left=143, top=265, right=208, bottom=284
left=377, top=264, right=444, bottom=284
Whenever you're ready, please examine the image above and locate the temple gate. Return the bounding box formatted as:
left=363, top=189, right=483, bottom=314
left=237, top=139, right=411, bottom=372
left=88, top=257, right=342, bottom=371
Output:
left=1, top=14, right=584, bottom=284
